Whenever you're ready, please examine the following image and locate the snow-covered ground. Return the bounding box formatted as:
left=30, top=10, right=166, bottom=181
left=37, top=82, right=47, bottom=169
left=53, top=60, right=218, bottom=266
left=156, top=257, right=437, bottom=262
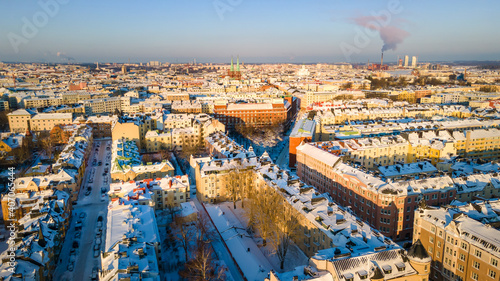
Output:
left=53, top=140, right=112, bottom=281
left=205, top=201, right=309, bottom=280
left=157, top=198, right=236, bottom=281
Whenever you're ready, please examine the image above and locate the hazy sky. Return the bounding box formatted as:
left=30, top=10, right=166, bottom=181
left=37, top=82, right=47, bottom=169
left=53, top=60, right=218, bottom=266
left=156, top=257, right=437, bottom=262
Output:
left=1, top=0, right=499, bottom=63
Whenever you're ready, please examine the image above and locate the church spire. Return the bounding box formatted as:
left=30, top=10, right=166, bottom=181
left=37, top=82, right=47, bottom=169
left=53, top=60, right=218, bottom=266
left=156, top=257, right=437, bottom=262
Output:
left=230, top=56, right=234, bottom=72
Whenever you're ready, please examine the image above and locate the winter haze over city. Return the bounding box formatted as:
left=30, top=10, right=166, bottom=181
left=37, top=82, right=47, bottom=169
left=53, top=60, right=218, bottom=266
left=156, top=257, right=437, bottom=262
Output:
left=1, top=1, right=500, bottom=281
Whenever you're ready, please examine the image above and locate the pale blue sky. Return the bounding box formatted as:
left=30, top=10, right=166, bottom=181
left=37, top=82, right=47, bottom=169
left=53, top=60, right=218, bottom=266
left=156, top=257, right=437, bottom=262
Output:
left=1, top=0, right=499, bottom=63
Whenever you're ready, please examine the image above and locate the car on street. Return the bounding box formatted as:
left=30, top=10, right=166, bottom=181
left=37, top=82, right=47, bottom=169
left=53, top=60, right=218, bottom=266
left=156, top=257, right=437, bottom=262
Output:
left=67, top=262, right=74, bottom=271
left=72, top=241, right=79, bottom=248
left=93, top=249, right=100, bottom=258
left=85, top=190, right=91, bottom=196
left=79, top=212, right=86, bottom=219
left=98, top=161, right=102, bottom=166
left=91, top=267, right=98, bottom=281
left=74, top=231, right=81, bottom=239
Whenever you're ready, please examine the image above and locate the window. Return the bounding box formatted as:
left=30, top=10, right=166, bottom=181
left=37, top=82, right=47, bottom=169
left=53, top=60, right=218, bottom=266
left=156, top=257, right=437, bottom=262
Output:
left=473, top=261, right=480, bottom=270
left=489, top=270, right=497, bottom=279
left=458, top=264, right=464, bottom=272
left=437, top=241, right=441, bottom=248
left=471, top=272, right=478, bottom=280
left=461, top=242, right=467, bottom=250
left=429, top=237, right=434, bottom=244
left=475, top=249, right=482, bottom=258
left=431, top=226, right=436, bottom=233
left=491, top=258, right=498, bottom=267
left=459, top=253, right=465, bottom=261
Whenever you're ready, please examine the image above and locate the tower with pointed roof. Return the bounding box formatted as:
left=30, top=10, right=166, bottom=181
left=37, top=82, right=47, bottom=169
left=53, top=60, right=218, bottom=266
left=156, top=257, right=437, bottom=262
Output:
left=227, top=55, right=242, bottom=80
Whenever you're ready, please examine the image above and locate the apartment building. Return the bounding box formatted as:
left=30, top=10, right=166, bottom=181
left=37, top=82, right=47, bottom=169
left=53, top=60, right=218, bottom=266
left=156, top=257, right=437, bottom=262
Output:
left=196, top=151, right=402, bottom=260
left=7, top=108, right=36, bottom=133
left=145, top=128, right=198, bottom=152
left=24, top=96, right=63, bottom=109
left=305, top=91, right=365, bottom=106
left=30, top=113, right=73, bottom=132
left=108, top=175, right=190, bottom=210
left=111, top=114, right=155, bottom=150
left=406, top=130, right=457, bottom=166
left=289, top=119, right=316, bottom=167
left=296, top=143, right=457, bottom=241
left=84, top=115, right=118, bottom=139
left=171, top=100, right=203, bottom=114
left=413, top=199, right=500, bottom=281
left=110, top=139, right=174, bottom=182
left=61, top=91, right=92, bottom=104
left=453, top=128, right=500, bottom=160
left=300, top=242, right=431, bottom=281
left=101, top=203, right=160, bottom=281
left=0, top=100, right=9, bottom=111
left=145, top=114, right=225, bottom=153
left=213, top=98, right=291, bottom=129
left=82, top=96, right=130, bottom=115
left=0, top=189, right=71, bottom=281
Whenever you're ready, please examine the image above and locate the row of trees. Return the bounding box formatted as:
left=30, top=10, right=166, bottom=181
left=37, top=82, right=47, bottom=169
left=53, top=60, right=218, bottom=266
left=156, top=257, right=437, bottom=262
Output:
left=245, top=187, right=300, bottom=269
left=224, top=167, right=301, bottom=270
left=170, top=212, right=227, bottom=280
left=234, top=121, right=286, bottom=138
left=367, top=75, right=468, bottom=90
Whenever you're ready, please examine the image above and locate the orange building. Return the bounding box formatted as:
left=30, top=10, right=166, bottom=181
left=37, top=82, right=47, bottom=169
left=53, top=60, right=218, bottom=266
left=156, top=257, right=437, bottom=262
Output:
left=214, top=99, right=291, bottom=129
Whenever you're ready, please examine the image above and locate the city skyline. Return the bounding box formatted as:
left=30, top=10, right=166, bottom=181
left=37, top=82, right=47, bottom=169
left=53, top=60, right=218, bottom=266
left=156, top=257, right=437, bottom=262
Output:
left=1, top=0, right=500, bottom=64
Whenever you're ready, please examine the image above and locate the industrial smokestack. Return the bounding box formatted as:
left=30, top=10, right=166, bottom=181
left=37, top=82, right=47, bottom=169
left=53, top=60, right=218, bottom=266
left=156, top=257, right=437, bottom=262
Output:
left=380, top=52, right=384, bottom=70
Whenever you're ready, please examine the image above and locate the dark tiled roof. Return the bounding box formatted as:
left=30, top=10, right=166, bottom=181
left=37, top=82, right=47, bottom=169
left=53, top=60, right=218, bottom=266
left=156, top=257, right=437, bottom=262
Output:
left=407, top=239, right=430, bottom=260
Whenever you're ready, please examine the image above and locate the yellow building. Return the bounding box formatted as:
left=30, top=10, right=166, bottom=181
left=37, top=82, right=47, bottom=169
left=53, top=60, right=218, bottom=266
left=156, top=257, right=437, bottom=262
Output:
left=453, top=129, right=500, bottom=160
left=307, top=242, right=431, bottom=281
left=414, top=201, right=500, bottom=281
left=29, top=113, right=73, bottom=132
left=7, top=109, right=35, bottom=133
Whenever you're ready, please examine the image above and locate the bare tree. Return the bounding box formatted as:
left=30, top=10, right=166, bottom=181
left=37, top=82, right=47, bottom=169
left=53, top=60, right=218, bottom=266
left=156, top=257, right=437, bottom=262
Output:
left=179, top=240, right=226, bottom=281
left=37, top=131, right=54, bottom=160
left=174, top=215, right=191, bottom=262
left=250, top=188, right=274, bottom=246
left=165, top=203, right=178, bottom=223
left=195, top=213, right=215, bottom=244
left=270, top=198, right=300, bottom=270
left=226, top=168, right=241, bottom=209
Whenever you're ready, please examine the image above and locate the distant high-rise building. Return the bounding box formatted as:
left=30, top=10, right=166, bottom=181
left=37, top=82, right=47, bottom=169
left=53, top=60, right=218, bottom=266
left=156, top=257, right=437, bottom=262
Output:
left=148, top=61, right=160, bottom=67
left=411, top=56, right=418, bottom=68
left=121, top=65, right=127, bottom=74
left=404, top=55, right=409, bottom=67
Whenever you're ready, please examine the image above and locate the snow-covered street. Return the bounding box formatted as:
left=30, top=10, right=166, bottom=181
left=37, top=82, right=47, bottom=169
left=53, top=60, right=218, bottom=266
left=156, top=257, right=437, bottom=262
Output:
left=53, top=139, right=111, bottom=281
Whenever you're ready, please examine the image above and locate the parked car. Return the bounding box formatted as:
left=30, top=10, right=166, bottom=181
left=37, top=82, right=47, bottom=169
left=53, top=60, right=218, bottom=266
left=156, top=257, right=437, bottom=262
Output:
left=79, top=212, right=86, bottom=219
left=72, top=241, right=79, bottom=248
left=67, top=262, right=74, bottom=271
left=91, top=267, right=98, bottom=280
